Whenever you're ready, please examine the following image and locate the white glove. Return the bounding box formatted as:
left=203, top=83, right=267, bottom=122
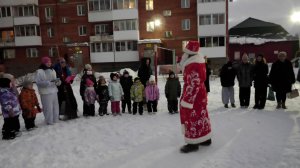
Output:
left=55, top=79, right=62, bottom=86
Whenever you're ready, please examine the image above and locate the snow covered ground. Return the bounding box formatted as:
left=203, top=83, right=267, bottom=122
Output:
left=0, top=75, right=300, bottom=168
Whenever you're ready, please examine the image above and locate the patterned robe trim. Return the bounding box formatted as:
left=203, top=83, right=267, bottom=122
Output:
left=182, top=123, right=212, bottom=144
left=180, top=100, right=193, bottom=109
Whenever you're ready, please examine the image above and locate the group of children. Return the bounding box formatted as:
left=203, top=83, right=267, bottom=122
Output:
left=0, top=74, right=41, bottom=140
left=0, top=70, right=182, bottom=140
left=81, top=70, right=181, bottom=117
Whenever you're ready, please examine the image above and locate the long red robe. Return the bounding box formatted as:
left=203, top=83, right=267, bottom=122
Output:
left=180, top=54, right=212, bottom=144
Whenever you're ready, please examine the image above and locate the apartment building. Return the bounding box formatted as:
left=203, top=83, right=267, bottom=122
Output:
left=0, top=0, right=228, bottom=76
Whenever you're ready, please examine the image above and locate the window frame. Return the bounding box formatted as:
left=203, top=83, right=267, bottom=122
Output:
left=26, top=48, right=38, bottom=58
left=182, top=19, right=190, bottom=31
left=78, top=25, right=87, bottom=36
left=77, top=4, right=86, bottom=16
left=181, top=0, right=190, bottom=8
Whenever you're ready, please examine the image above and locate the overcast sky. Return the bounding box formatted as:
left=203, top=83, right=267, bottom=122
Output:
left=229, top=0, right=300, bottom=35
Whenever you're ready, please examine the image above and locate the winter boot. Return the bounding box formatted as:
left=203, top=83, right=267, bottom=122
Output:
left=253, top=105, right=258, bottom=109
left=276, top=102, right=282, bottom=109
left=198, top=139, right=212, bottom=146
left=180, top=144, right=199, bottom=153
left=282, top=102, right=287, bottom=109
left=231, top=103, right=236, bottom=108
left=224, top=104, right=228, bottom=108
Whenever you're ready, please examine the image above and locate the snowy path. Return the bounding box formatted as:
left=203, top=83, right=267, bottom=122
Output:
left=0, top=79, right=299, bottom=168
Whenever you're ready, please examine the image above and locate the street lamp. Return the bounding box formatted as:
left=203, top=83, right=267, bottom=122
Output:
left=154, top=19, right=161, bottom=27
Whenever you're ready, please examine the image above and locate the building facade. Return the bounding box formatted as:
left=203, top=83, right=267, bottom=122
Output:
left=0, top=0, right=228, bottom=76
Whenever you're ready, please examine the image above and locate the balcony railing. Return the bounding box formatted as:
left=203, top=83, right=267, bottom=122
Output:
left=90, top=34, right=114, bottom=42
left=0, top=39, right=15, bottom=47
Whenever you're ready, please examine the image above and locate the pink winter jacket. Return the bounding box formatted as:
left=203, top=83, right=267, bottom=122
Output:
left=145, top=85, right=160, bottom=101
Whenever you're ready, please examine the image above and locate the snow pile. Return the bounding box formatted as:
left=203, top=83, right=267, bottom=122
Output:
left=230, top=36, right=287, bottom=45
left=0, top=75, right=300, bottom=168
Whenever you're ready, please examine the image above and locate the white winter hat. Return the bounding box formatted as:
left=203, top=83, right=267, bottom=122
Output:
left=149, top=75, right=155, bottom=82
left=85, top=64, right=92, bottom=70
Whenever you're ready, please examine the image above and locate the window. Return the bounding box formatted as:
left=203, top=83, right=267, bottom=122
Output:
left=116, top=41, right=126, bottom=51
left=181, top=0, right=190, bottom=8
left=15, top=25, right=40, bottom=36
left=95, top=24, right=109, bottom=35
left=199, top=15, right=211, bottom=25
left=78, top=26, right=87, bottom=36
left=163, top=10, right=171, bottom=16
left=3, top=49, right=15, bottom=59
left=26, top=48, right=38, bottom=58
left=112, top=0, right=136, bottom=9
left=182, top=19, right=190, bottom=30
left=77, top=5, right=86, bottom=16
left=198, top=0, right=225, bottom=2
left=49, top=47, right=58, bottom=57
left=91, top=42, right=113, bottom=52
left=199, top=36, right=225, bottom=47
left=114, top=20, right=137, bottom=31
left=0, top=31, right=14, bottom=42
left=146, top=21, right=155, bottom=32
left=127, top=41, right=137, bottom=51
left=182, top=41, right=189, bottom=50
left=45, top=7, right=53, bottom=18
left=165, top=31, right=173, bottom=38
left=146, top=0, right=153, bottom=10
left=0, top=7, right=11, bottom=18
left=89, top=0, right=111, bottom=11
left=15, top=5, right=37, bottom=17
left=47, top=27, right=54, bottom=38
left=212, top=13, right=225, bottom=24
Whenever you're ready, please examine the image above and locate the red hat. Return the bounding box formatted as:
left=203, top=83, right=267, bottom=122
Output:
left=183, top=41, right=200, bottom=55
left=86, top=79, right=94, bottom=87
left=41, top=56, right=51, bottom=65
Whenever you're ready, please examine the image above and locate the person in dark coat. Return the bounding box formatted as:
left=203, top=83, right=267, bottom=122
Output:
left=297, top=67, right=300, bottom=82
left=269, top=51, right=295, bottom=109
left=253, top=54, right=269, bottom=109
left=54, top=57, right=78, bottom=120
left=165, top=71, right=181, bottom=114
left=80, top=64, right=97, bottom=116
left=96, top=76, right=110, bottom=116
left=138, top=57, right=152, bottom=87
left=120, top=70, right=133, bottom=113
left=220, top=60, right=236, bottom=108
left=204, top=59, right=211, bottom=93
left=236, top=53, right=254, bottom=108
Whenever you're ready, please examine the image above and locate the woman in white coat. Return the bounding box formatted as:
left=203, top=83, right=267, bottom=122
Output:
left=36, top=57, right=61, bottom=125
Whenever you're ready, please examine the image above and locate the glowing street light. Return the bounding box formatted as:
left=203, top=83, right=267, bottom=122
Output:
left=154, top=19, right=161, bottom=26
left=291, top=12, right=300, bottom=23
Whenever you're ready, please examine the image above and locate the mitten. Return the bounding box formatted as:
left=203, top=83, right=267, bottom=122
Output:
left=37, top=106, right=42, bottom=113
left=110, top=96, right=114, bottom=101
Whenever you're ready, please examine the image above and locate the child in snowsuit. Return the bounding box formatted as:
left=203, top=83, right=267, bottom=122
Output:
left=19, top=80, right=42, bottom=130
left=145, top=77, right=160, bottom=114
left=0, top=78, right=22, bottom=140
left=96, top=76, right=110, bottom=116
left=108, top=73, right=124, bottom=116
left=84, top=79, right=98, bottom=116
left=120, top=70, right=133, bottom=113
left=165, top=71, right=181, bottom=114
left=130, top=77, right=145, bottom=115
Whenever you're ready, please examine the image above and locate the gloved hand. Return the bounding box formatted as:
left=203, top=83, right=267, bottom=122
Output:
left=121, top=95, right=124, bottom=100
left=37, top=106, right=42, bottom=113
left=55, top=79, right=62, bottom=86
left=110, top=96, right=114, bottom=101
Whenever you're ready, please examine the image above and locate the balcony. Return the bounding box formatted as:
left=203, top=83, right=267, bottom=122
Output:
left=14, top=16, right=40, bottom=26
left=0, top=39, right=15, bottom=47
left=15, top=36, right=42, bottom=46
left=0, top=17, right=13, bottom=28
left=88, top=9, right=138, bottom=22
left=198, top=1, right=226, bottom=14
left=115, top=51, right=139, bottom=62
left=90, top=52, right=114, bottom=63
left=90, top=34, right=114, bottom=42
left=0, top=0, right=38, bottom=6
left=198, top=24, right=226, bottom=36
left=201, top=47, right=226, bottom=58
left=113, top=30, right=139, bottom=41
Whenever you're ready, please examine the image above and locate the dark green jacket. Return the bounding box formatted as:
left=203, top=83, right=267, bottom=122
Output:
left=165, top=78, right=181, bottom=100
